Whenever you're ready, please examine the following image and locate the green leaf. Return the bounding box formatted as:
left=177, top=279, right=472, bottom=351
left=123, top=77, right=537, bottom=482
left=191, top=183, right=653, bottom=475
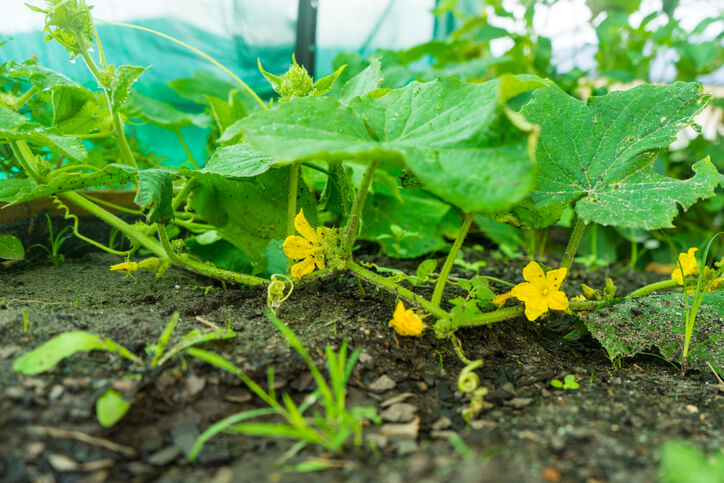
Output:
left=188, top=169, right=317, bottom=274
left=313, top=64, right=347, bottom=96
left=169, top=71, right=263, bottom=114
left=521, top=83, right=718, bottom=229
left=319, top=161, right=354, bottom=217
left=361, top=189, right=452, bottom=258
left=96, top=389, right=131, bottom=428
left=416, top=259, right=438, bottom=280
left=238, top=76, right=549, bottom=212
left=206, top=94, right=247, bottom=134
left=0, top=105, right=87, bottom=160
left=51, top=85, right=103, bottom=134
left=4, top=59, right=78, bottom=89
left=338, top=57, right=383, bottom=103
left=0, top=178, right=33, bottom=203
left=200, top=144, right=274, bottom=178
left=580, top=291, right=724, bottom=373
left=0, top=234, right=25, bottom=260
left=12, top=331, right=137, bottom=375
left=135, top=169, right=174, bottom=223
left=110, top=65, right=147, bottom=111
left=125, top=91, right=211, bottom=131
left=4, top=164, right=136, bottom=205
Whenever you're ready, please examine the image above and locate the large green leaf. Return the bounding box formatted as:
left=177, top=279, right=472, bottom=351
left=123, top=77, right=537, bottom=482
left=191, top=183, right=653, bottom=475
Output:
left=3, top=60, right=78, bottom=89
left=0, top=178, right=33, bottom=203
left=188, top=168, right=316, bottom=274
left=0, top=105, right=87, bottom=160
left=51, top=85, right=104, bottom=134
left=361, top=189, right=453, bottom=258
left=581, top=291, right=724, bottom=372
left=125, top=91, right=211, bottom=131
left=520, top=83, right=718, bottom=229
left=237, top=76, right=548, bottom=213
left=3, top=164, right=136, bottom=205
left=135, top=169, right=174, bottom=223
left=200, top=144, right=275, bottom=179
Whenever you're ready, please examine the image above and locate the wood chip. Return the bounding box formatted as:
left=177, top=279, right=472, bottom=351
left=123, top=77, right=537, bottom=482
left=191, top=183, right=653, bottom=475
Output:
left=368, top=375, right=396, bottom=393
left=48, top=453, right=79, bottom=472
left=380, top=416, right=419, bottom=440
left=380, top=403, right=418, bottom=423
left=27, top=426, right=136, bottom=456
left=380, top=392, right=415, bottom=408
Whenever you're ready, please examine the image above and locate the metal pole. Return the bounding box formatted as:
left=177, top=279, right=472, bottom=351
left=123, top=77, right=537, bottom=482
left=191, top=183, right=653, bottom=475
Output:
left=295, top=0, right=318, bottom=77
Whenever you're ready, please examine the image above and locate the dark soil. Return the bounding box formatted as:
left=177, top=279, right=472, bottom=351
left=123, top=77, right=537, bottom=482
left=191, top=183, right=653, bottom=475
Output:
left=1, top=250, right=723, bottom=483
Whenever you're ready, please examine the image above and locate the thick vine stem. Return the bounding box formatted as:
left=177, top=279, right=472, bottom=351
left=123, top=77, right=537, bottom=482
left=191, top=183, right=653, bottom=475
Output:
left=626, top=279, right=679, bottom=298
left=342, top=161, right=378, bottom=256
left=286, top=163, right=301, bottom=273
left=157, top=224, right=268, bottom=287
left=346, top=260, right=449, bottom=320
left=560, top=217, right=586, bottom=272
left=431, top=212, right=475, bottom=308
left=59, top=192, right=166, bottom=257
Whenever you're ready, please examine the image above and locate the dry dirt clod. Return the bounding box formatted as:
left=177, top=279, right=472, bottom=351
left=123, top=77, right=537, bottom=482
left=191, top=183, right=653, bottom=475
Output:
left=380, top=402, right=418, bottom=423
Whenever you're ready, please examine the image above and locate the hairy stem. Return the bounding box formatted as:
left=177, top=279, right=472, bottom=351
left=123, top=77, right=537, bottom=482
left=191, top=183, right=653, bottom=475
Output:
left=560, top=217, right=586, bottom=271
left=342, top=161, right=378, bottom=256
left=157, top=224, right=268, bottom=286
left=13, top=86, right=38, bottom=110
left=626, top=279, right=679, bottom=298
left=346, top=260, right=449, bottom=320
left=76, top=35, right=137, bottom=169
left=286, top=163, right=301, bottom=273
left=431, top=212, right=475, bottom=308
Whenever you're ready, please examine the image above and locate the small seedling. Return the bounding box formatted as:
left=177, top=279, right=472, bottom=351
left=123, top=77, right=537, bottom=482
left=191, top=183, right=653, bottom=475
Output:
left=551, top=374, right=580, bottom=390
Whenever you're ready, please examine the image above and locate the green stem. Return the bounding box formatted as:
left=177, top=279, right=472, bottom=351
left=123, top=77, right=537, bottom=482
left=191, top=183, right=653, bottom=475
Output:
left=174, top=130, right=199, bottom=169
left=453, top=306, right=525, bottom=328
left=60, top=192, right=165, bottom=257
left=79, top=131, right=114, bottom=139
left=346, top=260, right=449, bottom=320
left=172, top=178, right=197, bottom=211
left=560, top=217, right=586, bottom=271
left=157, top=224, right=268, bottom=286
left=431, top=212, right=474, bottom=308
left=286, top=163, right=300, bottom=273
left=343, top=161, right=378, bottom=256
left=95, top=19, right=267, bottom=110
left=13, top=86, right=38, bottom=110
left=76, top=35, right=138, bottom=169
left=9, top=141, right=45, bottom=182
left=626, top=279, right=679, bottom=298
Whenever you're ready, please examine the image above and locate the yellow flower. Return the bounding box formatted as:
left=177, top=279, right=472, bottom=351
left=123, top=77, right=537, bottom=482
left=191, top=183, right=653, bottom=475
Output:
left=709, top=278, right=723, bottom=291
left=282, top=209, right=332, bottom=279
left=671, top=248, right=700, bottom=285
left=110, top=261, right=139, bottom=274
left=389, top=301, right=424, bottom=336
left=492, top=290, right=513, bottom=308
left=510, top=261, right=569, bottom=321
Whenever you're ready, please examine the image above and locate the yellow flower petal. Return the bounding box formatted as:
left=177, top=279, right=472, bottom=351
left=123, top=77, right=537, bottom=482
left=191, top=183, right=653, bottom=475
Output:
left=671, top=267, right=684, bottom=285
left=314, top=254, right=326, bottom=271
left=709, top=278, right=723, bottom=291
left=492, top=290, right=514, bottom=307
left=283, top=235, right=315, bottom=259
left=546, top=267, right=568, bottom=290
left=522, top=261, right=545, bottom=286
left=291, top=256, right=316, bottom=279
left=524, top=302, right=548, bottom=321
left=546, top=290, right=569, bottom=311
left=294, top=209, right=319, bottom=244
left=388, top=301, right=424, bottom=336
left=511, top=281, right=540, bottom=302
